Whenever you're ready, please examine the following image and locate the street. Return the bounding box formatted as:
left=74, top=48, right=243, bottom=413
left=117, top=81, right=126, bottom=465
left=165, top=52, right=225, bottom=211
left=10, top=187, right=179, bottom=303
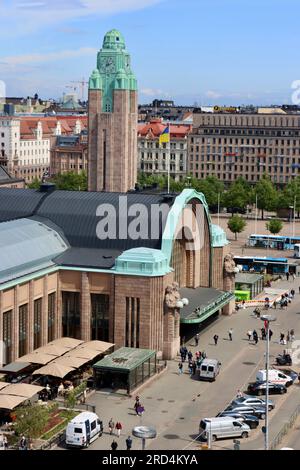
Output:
left=69, top=276, right=300, bottom=452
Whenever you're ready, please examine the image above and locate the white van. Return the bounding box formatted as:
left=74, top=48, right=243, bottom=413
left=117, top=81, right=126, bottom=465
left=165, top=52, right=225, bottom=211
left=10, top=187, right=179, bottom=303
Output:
left=256, top=369, right=293, bottom=387
left=199, top=417, right=250, bottom=441
left=65, top=411, right=103, bottom=448
left=199, top=359, right=221, bottom=381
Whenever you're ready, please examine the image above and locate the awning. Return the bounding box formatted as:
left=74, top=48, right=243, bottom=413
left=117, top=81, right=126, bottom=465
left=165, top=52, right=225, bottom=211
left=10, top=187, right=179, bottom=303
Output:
left=0, top=395, right=27, bottom=410
left=55, top=356, right=88, bottom=369
left=0, top=383, right=44, bottom=398
left=0, top=362, right=31, bottom=374
left=15, top=352, right=57, bottom=365
left=67, top=348, right=101, bottom=360
left=32, top=362, right=75, bottom=379
left=47, top=338, right=84, bottom=349
left=37, top=345, right=71, bottom=356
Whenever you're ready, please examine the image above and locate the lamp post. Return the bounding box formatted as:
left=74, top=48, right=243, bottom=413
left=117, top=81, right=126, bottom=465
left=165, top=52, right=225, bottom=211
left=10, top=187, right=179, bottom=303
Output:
left=260, top=314, right=276, bottom=450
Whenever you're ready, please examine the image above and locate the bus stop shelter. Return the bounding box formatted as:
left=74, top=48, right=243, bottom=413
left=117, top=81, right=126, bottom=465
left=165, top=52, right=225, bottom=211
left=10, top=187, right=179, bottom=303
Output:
left=93, top=347, right=157, bottom=394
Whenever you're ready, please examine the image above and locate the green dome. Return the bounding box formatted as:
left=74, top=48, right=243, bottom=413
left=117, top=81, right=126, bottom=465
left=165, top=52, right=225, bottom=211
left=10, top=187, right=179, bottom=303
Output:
left=102, top=29, right=126, bottom=50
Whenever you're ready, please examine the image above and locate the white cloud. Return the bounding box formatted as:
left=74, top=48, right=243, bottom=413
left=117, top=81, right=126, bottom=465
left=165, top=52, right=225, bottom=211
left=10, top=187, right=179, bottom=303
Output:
left=0, top=47, right=97, bottom=66
left=205, top=90, right=222, bottom=99
left=140, top=88, right=171, bottom=98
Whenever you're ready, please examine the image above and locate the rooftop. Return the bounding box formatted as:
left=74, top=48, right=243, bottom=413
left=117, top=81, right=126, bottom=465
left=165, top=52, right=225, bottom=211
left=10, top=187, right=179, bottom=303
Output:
left=93, top=347, right=156, bottom=372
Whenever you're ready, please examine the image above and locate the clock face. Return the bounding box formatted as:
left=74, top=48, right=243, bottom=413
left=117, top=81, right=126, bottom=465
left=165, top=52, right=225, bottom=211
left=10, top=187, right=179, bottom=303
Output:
left=100, top=56, right=115, bottom=73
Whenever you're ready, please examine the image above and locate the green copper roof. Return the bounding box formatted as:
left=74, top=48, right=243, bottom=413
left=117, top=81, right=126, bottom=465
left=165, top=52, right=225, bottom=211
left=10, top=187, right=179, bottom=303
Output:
left=114, top=247, right=170, bottom=276
left=102, top=29, right=126, bottom=51
left=211, top=224, right=229, bottom=247
left=89, top=29, right=137, bottom=108
left=93, top=347, right=156, bottom=372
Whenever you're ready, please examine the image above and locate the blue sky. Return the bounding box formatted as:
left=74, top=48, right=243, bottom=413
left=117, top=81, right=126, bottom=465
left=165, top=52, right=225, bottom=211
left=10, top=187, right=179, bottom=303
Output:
left=0, top=0, right=299, bottom=105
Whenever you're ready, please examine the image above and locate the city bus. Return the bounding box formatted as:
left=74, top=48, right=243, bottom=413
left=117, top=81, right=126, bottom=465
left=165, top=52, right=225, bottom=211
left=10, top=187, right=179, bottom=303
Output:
left=248, top=234, right=300, bottom=250
left=234, top=256, right=289, bottom=275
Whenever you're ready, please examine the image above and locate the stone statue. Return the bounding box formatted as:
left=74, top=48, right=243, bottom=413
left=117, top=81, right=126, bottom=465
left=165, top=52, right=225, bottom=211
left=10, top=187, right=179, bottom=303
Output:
left=224, top=252, right=236, bottom=292
left=164, top=282, right=181, bottom=309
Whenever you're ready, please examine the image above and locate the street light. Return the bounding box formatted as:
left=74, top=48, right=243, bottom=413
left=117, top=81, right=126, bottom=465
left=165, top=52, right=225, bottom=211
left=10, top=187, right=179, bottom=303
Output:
left=260, top=314, right=276, bottom=451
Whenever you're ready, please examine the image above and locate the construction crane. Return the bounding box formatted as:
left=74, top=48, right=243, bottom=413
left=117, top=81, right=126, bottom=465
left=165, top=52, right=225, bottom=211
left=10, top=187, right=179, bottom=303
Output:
left=70, top=78, right=89, bottom=101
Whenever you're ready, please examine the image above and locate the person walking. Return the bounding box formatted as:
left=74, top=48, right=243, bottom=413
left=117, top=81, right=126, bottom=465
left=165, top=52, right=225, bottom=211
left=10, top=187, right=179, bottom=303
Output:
left=280, top=333, right=285, bottom=344
left=290, top=329, right=295, bottom=341
left=195, top=333, right=200, bottom=347
left=188, top=359, right=193, bottom=376
left=115, top=421, right=122, bottom=438
left=247, top=330, right=252, bottom=341
left=126, top=436, right=132, bottom=450
left=286, top=272, right=290, bottom=282
left=213, top=334, right=219, bottom=345
left=183, top=346, right=188, bottom=362
left=269, top=329, right=273, bottom=341
left=178, top=362, right=183, bottom=375
left=228, top=328, right=233, bottom=341
left=108, top=418, right=115, bottom=435
left=19, top=435, right=27, bottom=450
left=236, top=389, right=243, bottom=398
left=3, top=435, right=8, bottom=450
left=192, top=360, right=197, bottom=376
left=111, top=439, right=118, bottom=451
left=180, top=346, right=185, bottom=363
left=292, top=273, right=296, bottom=281
left=187, top=350, right=193, bottom=361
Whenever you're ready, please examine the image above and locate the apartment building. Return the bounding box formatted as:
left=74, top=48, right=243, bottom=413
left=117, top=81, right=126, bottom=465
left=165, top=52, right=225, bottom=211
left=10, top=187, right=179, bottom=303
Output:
left=188, top=111, right=300, bottom=185
left=138, top=118, right=192, bottom=181
left=0, top=116, right=87, bottom=183
left=50, top=131, right=88, bottom=176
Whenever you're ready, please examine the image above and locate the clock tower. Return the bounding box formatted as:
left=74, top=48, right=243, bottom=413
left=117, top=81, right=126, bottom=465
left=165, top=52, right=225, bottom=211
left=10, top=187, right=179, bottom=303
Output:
left=88, top=29, right=138, bottom=193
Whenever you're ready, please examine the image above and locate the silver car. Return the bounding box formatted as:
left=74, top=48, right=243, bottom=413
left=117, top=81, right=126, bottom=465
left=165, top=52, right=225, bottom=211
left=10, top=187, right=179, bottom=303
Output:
left=231, top=396, right=274, bottom=411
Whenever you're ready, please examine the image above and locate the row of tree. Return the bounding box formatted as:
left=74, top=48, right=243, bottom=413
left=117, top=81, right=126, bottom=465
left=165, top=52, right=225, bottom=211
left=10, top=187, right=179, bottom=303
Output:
left=138, top=173, right=300, bottom=219
left=227, top=214, right=283, bottom=240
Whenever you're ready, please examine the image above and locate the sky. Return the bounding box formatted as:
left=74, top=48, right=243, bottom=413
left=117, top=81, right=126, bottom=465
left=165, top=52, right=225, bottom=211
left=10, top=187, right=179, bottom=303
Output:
left=0, top=0, right=299, bottom=105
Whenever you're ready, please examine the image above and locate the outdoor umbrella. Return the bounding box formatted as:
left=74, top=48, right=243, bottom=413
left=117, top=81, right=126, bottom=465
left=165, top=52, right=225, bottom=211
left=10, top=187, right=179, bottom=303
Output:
left=48, top=338, right=84, bottom=349
left=15, top=352, right=57, bottom=365
left=32, top=362, right=75, bottom=379
left=0, top=383, right=44, bottom=398
left=0, top=395, right=26, bottom=410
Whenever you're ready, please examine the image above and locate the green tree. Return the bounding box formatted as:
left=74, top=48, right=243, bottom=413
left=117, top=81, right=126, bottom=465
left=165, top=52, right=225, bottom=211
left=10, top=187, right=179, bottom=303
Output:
left=266, top=218, right=283, bottom=235
left=224, top=179, right=249, bottom=215
left=227, top=214, right=247, bottom=240
left=279, top=176, right=300, bottom=216
left=14, top=404, right=49, bottom=439
left=255, top=175, right=278, bottom=219
left=27, top=177, right=41, bottom=189
left=50, top=171, right=87, bottom=191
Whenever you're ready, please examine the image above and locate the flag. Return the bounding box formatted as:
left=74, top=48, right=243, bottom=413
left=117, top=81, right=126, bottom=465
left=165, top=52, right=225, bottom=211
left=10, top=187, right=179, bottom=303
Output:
left=159, top=125, right=170, bottom=146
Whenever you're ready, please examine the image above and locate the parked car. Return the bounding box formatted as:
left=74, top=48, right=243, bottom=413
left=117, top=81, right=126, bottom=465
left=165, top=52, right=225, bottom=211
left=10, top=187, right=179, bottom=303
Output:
left=223, top=405, right=266, bottom=420
left=275, top=368, right=298, bottom=382
left=247, top=381, right=287, bottom=396
left=231, top=396, right=275, bottom=411
left=276, top=354, right=292, bottom=366
left=65, top=412, right=103, bottom=448
left=199, top=417, right=250, bottom=441
left=257, top=369, right=293, bottom=387
left=216, top=412, right=259, bottom=429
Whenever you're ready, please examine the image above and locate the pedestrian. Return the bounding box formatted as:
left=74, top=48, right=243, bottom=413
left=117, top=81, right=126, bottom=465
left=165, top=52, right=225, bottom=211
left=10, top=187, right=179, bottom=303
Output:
left=178, top=362, right=183, bottom=375
left=180, top=346, right=185, bottom=363
left=286, top=272, right=290, bottom=281
left=111, top=439, right=118, bottom=451
left=19, top=435, right=27, bottom=450
left=280, top=333, right=285, bottom=344
left=269, top=329, right=273, bottom=341
left=242, top=300, right=246, bottom=309
left=126, top=435, right=132, bottom=450
left=236, top=389, right=243, bottom=398
left=134, top=397, right=141, bottom=415
left=213, top=334, right=219, bottom=345
left=195, top=333, right=200, bottom=347
left=183, top=346, right=188, bottom=362
left=298, top=373, right=300, bottom=384
left=299, top=286, right=300, bottom=295
left=3, top=435, right=8, bottom=450
left=228, top=328, right=233, bottom=341
left=192, top=360, right=197, bottom=376
left=108, top=418, right=115, bottom=435
left=202, top=351, right=207, bottom=359
left=290, top=329, right=295, bottom=341
left=82, top=388, right=87, bottom=404
left=287, top=330, right=291, bottom=343
left=247, top=330, right=252, bottom=341
left=115, top=421, right=122, bottom=438
left=188, top=359, right=193, bottom=376
left=292, top=273, right=296, bottom=281
left=253, top=330, right=258, bottom=344
left=188, top=350, right=193, bottom=361
left=291, top=289, right=295, bottom=299
left=261, top=327, right=266, bottom=340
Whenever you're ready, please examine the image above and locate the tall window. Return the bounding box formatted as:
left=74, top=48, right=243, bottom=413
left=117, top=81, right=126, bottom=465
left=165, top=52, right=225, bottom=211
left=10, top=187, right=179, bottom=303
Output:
left=91, top=294, right=109, bottom=341
left=34, top=298, right=42, bottom=349
left=48, top=293, right=56, bottom=342
left=125, top=297, right=140, bottom=348
left=62, top=292, right=80, bottom=338
left=2, top=310, right=12, bottom=365
left=19, top=304, right=28, bottom=357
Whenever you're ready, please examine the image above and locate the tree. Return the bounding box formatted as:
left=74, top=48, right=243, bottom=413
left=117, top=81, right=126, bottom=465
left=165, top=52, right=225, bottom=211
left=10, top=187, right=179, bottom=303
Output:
left=14, top=404, right=49, bottom=439
left=255, top=175, right=278, bottom=219
left=50, top=171, right=87, bottom=191
left=224, top=180, right=249, bottom=215
left=27, top=177, right=41, bottom=189
left=266, top=218, right=283, bottom=235
left=227, top=214, right=247, bottom=240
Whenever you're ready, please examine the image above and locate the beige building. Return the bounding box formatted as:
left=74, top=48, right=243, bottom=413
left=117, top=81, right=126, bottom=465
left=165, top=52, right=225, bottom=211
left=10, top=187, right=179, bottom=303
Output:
left=138, top=119, right=192, bottom=181
left=188, top=111, right=300, bottom=184
left=50, top=132, right=88, bottom=176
